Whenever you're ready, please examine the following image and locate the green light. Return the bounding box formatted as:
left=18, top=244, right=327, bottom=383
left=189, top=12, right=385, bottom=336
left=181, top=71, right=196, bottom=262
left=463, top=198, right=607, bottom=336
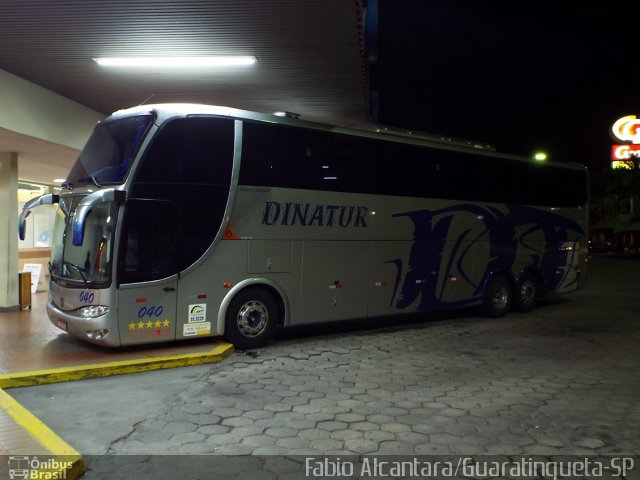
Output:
left=534, top=152, right=548, bottom=161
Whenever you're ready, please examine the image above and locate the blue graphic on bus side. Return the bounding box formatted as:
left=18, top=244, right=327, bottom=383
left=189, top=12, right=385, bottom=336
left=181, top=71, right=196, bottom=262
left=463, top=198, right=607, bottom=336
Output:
left=388, top=203, right=584, bottom=311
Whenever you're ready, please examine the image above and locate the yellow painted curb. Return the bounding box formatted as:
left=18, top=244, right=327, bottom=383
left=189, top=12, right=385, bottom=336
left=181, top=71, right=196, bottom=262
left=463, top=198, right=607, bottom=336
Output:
left=0, top=388, right=84, bottom=479
left=0, top=342, right=234, bottom=389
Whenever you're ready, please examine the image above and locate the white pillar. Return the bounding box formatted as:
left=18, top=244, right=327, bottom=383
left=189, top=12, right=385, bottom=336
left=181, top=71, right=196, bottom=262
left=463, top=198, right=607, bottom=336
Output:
left=0, top=152, right=19, bottom=310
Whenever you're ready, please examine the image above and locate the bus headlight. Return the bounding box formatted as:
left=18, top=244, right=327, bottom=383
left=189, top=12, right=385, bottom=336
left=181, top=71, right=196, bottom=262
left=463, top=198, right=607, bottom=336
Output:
left=78, top=305, right=109, bottom=318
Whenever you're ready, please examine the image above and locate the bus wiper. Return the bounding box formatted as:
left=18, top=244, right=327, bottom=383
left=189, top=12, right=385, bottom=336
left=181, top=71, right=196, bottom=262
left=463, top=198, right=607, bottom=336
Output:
left=63, top=261, right=89, bottom=287
left=48, top=261, right=60, bottom=281
left=87, top=176, right=102, bottom=187
left=61, top=181, right=74, bottom=190
left=76, top=176, right=102, bottom=187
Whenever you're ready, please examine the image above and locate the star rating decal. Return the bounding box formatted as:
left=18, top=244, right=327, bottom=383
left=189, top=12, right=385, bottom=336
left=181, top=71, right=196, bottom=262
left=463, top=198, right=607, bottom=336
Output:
left=128, top=319, right=171, bottom=332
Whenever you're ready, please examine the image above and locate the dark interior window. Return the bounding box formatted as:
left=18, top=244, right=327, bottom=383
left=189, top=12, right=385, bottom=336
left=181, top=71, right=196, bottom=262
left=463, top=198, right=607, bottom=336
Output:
left=119, top=199, right=178, bottom=284
left=239, top=121, right=314, bottom=189
left=128, top=116, right=235, bottom=275
left=239, top=120, right=587, bottom=207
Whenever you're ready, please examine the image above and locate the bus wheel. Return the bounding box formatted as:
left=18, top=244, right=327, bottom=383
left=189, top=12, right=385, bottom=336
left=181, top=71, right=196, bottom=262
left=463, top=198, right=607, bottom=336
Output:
left=484, top=274, right=512, bottom=317
left=225, top=288, right=278, bottom=350
left=513, top=273, right=540, bottom=312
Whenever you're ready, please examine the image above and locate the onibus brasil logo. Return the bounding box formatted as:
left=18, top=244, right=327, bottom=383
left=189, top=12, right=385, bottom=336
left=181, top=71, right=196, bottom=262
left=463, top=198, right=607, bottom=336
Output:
left=7, top=456, right=72, bottom=479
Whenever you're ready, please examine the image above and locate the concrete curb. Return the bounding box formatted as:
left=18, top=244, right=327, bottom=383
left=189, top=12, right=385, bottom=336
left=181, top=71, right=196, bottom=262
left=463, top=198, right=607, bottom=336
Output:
left=0, top=342, right=234, bottom=479
left=0, top=342, right=234, bottom=388
left=0, top=388, right=84, bottom=479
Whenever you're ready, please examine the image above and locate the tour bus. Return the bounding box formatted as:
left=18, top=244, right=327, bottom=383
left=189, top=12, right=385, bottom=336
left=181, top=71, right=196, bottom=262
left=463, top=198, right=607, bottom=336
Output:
left=19, top=104, right=588, bottom=349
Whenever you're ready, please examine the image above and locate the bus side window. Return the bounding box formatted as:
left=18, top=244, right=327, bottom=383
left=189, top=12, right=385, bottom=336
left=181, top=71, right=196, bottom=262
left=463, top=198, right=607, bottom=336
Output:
left=123, top=223, right=174, bottom=275
left=314, top=134, right=372, bottom=193
left=118, top=199, right=178, bottom=284
left=136, top=117, right=234, bottom=185
left=131, top=117, right=234, bottom=273
left=315, top=134, right=347, bottom=191
left=240, top=121, right=314, bottom=189
left=371, top=141, right=411, bottom=197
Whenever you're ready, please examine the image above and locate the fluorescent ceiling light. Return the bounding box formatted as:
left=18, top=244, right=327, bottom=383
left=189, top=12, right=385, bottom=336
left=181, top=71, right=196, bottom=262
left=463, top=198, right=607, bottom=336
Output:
left=53, top=178, right=66, bottom=183
left=93, top=56, right=256, bottom=67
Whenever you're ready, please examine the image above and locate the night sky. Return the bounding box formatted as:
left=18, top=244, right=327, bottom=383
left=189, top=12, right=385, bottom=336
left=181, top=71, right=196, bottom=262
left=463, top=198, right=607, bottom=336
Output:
left=375, top=2, right=640, bottom=171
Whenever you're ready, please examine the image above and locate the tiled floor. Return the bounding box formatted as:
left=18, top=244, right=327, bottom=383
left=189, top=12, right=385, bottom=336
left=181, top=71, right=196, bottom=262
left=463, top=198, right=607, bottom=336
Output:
left=0, top=292, right=222, bottom=375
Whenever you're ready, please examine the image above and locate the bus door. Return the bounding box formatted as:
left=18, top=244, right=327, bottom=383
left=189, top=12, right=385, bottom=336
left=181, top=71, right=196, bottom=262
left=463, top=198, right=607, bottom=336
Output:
left=117, top=199, right=180, bottom=345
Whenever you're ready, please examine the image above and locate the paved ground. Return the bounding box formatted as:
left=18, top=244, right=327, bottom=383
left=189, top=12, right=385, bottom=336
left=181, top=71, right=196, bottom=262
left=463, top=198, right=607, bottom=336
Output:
left=8, top=255, right=640, bottom=477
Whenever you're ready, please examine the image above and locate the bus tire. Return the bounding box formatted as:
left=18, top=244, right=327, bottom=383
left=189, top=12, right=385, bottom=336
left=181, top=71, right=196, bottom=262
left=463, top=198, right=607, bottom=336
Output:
left=513, top=272, right=540, bottom=312
left=225, top=287, right=278, bottom=350
left=483, top=274, right=512, bottom=317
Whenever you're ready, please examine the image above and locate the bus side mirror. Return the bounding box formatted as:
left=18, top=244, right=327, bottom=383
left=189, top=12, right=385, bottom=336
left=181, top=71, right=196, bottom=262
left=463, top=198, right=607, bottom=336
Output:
left=18, top=194, right=59, bottom=241
left=72, top=203, right=90, bottom=246
left=18, top=210, right=31, bottom=241
left=72, top=189, right=125, bottom=246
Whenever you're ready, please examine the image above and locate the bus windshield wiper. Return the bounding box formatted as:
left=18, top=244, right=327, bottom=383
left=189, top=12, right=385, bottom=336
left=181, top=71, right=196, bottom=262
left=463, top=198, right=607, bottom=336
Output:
left=63, top=261, right=89, bottom=287
left=87, top=176, right=102, bottom=187
left=77, top=176, right=102, bottom=187
left=48, top=262, right=62, bottom=281
left=61, top=181, right=73, bottom=190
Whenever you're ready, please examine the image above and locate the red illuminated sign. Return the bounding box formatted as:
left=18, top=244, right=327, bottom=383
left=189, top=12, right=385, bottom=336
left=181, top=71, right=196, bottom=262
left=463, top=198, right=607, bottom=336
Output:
left=611, top=116, right=640, bottom=169
left=612, top=144, right=640, bottom=160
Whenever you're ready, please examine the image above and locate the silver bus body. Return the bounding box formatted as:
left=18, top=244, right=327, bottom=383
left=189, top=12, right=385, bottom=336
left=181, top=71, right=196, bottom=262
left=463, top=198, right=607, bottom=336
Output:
left=20, top=104, right=588, bottom=348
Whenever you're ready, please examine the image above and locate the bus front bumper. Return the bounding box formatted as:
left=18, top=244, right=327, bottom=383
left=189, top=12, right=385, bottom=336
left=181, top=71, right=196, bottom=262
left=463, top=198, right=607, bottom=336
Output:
left=46, top=301, right=121, bottom=347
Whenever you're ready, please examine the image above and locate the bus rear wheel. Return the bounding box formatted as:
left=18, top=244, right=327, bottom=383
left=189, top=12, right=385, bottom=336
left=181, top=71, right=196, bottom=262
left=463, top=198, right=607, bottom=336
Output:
left=225, top=288, right=278, bottom=350
left=513, top=272, right=540, bottom=312
left=483, top=274, right=512, bottom=317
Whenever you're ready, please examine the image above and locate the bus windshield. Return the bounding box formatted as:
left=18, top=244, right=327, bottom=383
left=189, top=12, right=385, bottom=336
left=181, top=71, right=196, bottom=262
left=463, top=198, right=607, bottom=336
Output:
left=50, top=197, right=118, bottom=287
left=66, top=114, right=153, bottom=186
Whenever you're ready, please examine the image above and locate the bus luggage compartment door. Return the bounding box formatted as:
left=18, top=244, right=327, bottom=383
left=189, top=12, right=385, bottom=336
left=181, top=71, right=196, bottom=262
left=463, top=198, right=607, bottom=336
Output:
left=299, top=241, right=369, bottom=324
left=118, top=278, right=178, bottom=345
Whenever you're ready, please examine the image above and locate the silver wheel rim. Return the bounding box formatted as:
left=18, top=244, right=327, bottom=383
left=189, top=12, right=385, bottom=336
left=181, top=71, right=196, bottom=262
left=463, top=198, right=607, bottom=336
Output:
left=519, top=280, right=536, bottom=306
left=491, top=283, right=509, bottom=310
left=237, top=300, right=268, bottom=338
